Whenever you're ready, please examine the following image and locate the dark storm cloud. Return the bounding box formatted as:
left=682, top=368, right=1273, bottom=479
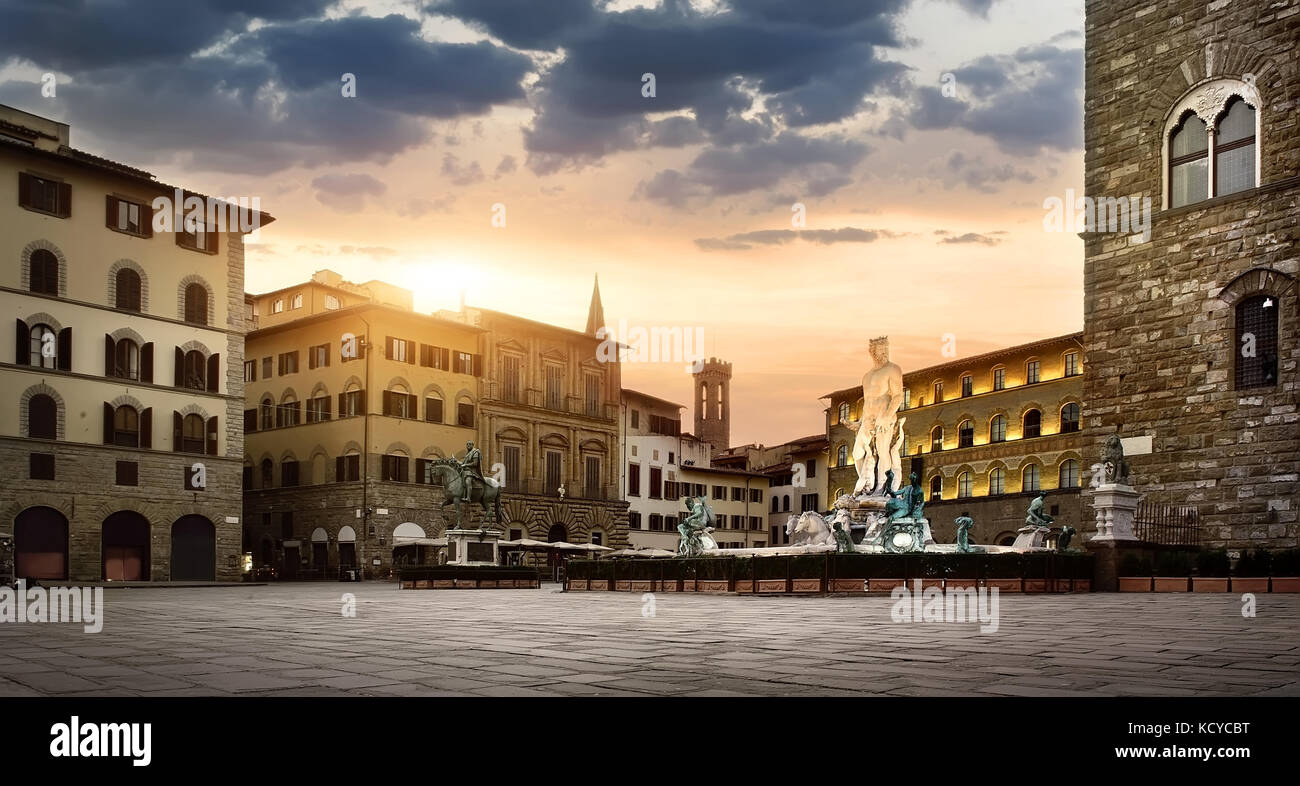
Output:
left=311, top=173, right=387, bottom=211
left=902, top=43, right=1082, bottom=154
left=428, top=0, right=598, bottom=50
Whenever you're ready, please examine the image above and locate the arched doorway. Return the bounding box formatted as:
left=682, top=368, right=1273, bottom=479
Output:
left=14, top=506, right=68, bottom=580
left=103, top=511, right=151, bottom=581
left=311, top=527, right=329, bottom=571
left=170, top=515, right=215, bottom=581
left=391, top=522, right=426, bottom=566
left=338, top=525, right=357, bottom=569
left=546, top=524, right=569, bottom=576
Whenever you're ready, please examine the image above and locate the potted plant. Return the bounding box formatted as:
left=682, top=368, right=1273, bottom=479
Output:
left=1193, top=549, right=1230, bottom=592
left=1231, top=549, right=1270, bottom=593
left=1152, top=551, right=1192, bottom=591
left=1271, top=548, right=1300, bottom=593
left=1118, top=553, right=1152, bottom=592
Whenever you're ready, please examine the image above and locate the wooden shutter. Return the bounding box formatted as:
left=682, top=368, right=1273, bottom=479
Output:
left=105, top=334, right=116, bottom=376
left=406, top=340, right=416, bottom=364
left=103, top=402, right=114, bottom=444
left=244, top=408, right=257, bottom=433
left=382, top=391, right=392, bottom=416
left=385, top=336, right=395, bottom=359
left=473, top=354, right=483, bottom=377
left=56, top=327, right=71, bottom=371
left=207, top=228, right=219, bottom=254
left=105, top=195, right=118, bottom=229
left=440, top=347, right=450, bottom=369
left=277, top=353, right=285, bottom=376
left=206, top=416, right=218, bottom=456
left=322, top=396, right=331, bottom=419
left=174, top=347, right=184, bottom=387
left=141, top=202, right=154, bottom=238
left=141, top=343, right=154, bottom=382
left=140, top=408, right=152, bottom=449
left=18, top=172, right=33, bottom=209
left=172, top=411, right=182, bottom=452
left=57, top=182, right=71, bottom=217
left=408, top=394, right=418, bottom=417
left=338, top=392, right=346, bottom=417
left=15, top=319, right=28, bottom=365
left=336, top=456, right=345, bottom=482
left=206, top=352, right=220, bottom=392
left=357, top=389, right=365, bottom=414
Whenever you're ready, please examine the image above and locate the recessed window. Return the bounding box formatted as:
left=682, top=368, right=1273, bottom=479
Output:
left=113, top=405, right=140, bottom=448
left=324, top=295, right=340, bottom=310
left=992, top=368, right=1005, bottom=391
left=1215, top=98, right=1257, bottom=197
left=933, top=381, right=943, bottom=403
left=988, top=467, right=1005, bottom=495
left=272, top=299, right=284, bottom=314
left=29, top=323, right=57, bottom=369
left=1060, top=403, right=1081, bottom=433
left=1023, top=409, right=1041, bottom=439
left=1022, top=464, right=1040, bottom=492
left=1236, top=295, right=1278, bottom=389
left=838, top=401, right=850, bottom=423
left=1064, top=352, right=1080, bottom=377
left=182, top=350, right=206, bottom=390
left=180, top=413, right=206, bottom=454
left=960, top=375, right=972, bottom=397
left=1059, top=460, right=1080, bottom=489
left=115, top=268, right=142, bottom=311
left=184, top=283, right=208, bottom=325
left=243, top=360, right=257, bottom=382
left=115, top=461, right=138, bottom=486
left=836, top=444, right=848, bottom=466
left=1169, top=112, right=1209, bottom=208
left=957, top=471, right=971, bottom=498
left=958, top=419, right=974, bottom=448
left=31, top=452, right=56, bottom=480
left=19, top=173, right=69, bottom=217
left=990, top=414, right=1006, bottom=443
left=28, top=394, right=57, bottom=440
left=457, top=402, right=474, bottom=428
left=1025, top=360, right=1040, bottom=384
left=107, top=196, right=150, bottom=237
left=929, top=475, right=942, bottom=501
left=425, top=396, right=443, bottom=423
left=930, top=426, right=944, bottom=452
left=177, top=222, right=218, bottom=254
left=29, top=250, right=59, bottom=295
left=114, top=339, right=140, bottom=381
left=291, top=293, right=303, bottom=309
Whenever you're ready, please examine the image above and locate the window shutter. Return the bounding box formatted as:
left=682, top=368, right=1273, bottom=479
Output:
left=15, top=319, right=29, bottom=365
left=278, top=354, right=285, bottom=376
left=105, top=195, right=117, bottom=229
left=105, top=334, right=115, bottom=376
left=18, top=172, right=33, bottom=209
left=382, top=391, right=392, bottom=416
left=172, top=411, right=182, bottom=452
left=206, top=416, right=218, bottom=456
left=324, top=346, right=331, bottom=367
left=473, top=354, right=483, bottom=377
left=174, top=347, right=184, bottom=387
left=358, top=389, right=366, bottom=414
left=103, top=402, right=114, bottom=444
left=141, top=202, right=154, bottom=238
left=338, top=392, right=345, bottom=417
left=385, top=336, right=395, bottom=358
left=322, top=396, right=331, bottom=418
left=141, top=343, right=154, bottom=382
left=206, top=352, right=220, bottom=392
left=58, top=182, right=71, bottom=217
left=140, top=407, right=152, bottom=449
left=441, top=347, right=450, bottom=369
left=207, top=229, right=219, bottom=255
left=244, top=408, right=257, bottom=433
left=406, top=340, right=416, bottom=364
left=56, top=327, right=71, bottom=371
left=336, top=456, right=345, bottom=482
left=408, top=393, right=418, bottom=416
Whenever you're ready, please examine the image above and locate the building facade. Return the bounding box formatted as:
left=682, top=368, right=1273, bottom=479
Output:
left=620, top=388, right=701, bottom=550
left=692, top=357, right=732, bottom=453
left=1083, top=0, right=1299, bottom=549
left=240, top=270, right=483, bottom=578
left=1, top=104, right=268, bottom=582
left=824, top=333, right=1085, bottom=546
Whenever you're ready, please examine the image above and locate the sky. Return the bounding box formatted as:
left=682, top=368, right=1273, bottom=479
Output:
left=0, top=0, right=1086, bottom=447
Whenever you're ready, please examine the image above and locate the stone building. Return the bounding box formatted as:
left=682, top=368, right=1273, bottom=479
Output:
left=240, top=271, right=484, bottom=578
left=1082, top=0, right=1299, bottom=548
left=822, top=333, right=1085, bottom=546
left=0, top=103, right=270, bottom=581
left=620, top=388, right=699, bottom=550
left=692, top=357, right=732, bottom=453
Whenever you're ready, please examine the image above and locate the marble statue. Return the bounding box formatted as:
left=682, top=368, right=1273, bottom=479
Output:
left=955, top=513, right=975, bottom=553
left=678, top=496, right=718, bottom=556
left=787, top=511, right=837, bottom=547
left=1101, top=433, right=1131, bottom=484
left=1025, top=491, right=1054, bottom=528
left=851, top=337, right=905, bottom=495
left=1057, top=525, right=1076, bottom=551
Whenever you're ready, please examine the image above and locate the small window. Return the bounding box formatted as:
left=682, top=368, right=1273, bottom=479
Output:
left=178, top=222, right=218, bottom=254
left=838, top=401, right=850, bottom=423
left=291, top=293, right=303, bottom=309
left=933, top=381, right=943, bottom=403
left=184, top=283, right=208, bottom=325
left=960, top=375, right=972, bottom=397
left=272, top=299, right=284, bottom=314
left=457, top=402, right=474, bottom=428
left=837, top=444, right=848, bottom=466
left=1235, top=295, right=1278, bottom=389
left=28, top=393, right=57, bottom=439
left=929, top=475, right=942, bottom=501
left=182, top=350, right=206, bottom=390
left=324, top=295, right=340, bottom=310
left=19, top=173, right=69, bottom=217
left=1064, top=352, right=1080, bottom=377
left=243, top=360, right=257, bottom=383
left=930, top=426, right=943, bottom=452
left=1215, top=98, right=1257, bottom=197
left=901, top=388, right=910, bottom=409
left=990, top=414, right=1006, bottom=443
left=31, top=452, right=56, bottom=480
left=425, top=397, right=443, bottom=423
left=1169, top=112, right=1209, bottom=208
left=113, top=405, right=140, bottom=448
left=115, top=461, right=138, bottom=486
left=957, top=472, right=971, bottom=499
left=1060, top=403, right=1081, bottom=433
left=1059, top=460, right=1080, bottom=489
left=992, top=368, right=1005, bottom=391
left=108, top=196, right=149, bottom=236
left=1025, top=360, right=1040, bottom=384
left=1022, top=464, right=1040, bottom=492
left=180, top=413, right=206, bottom=454
left=29, top=250, right=59, bottom=295
left=114, top=339, right=140, bottom=381
left=1023, top=409, right=1041, bottom=439
left=115, top=268, right=142, bottom=311
left=988, top=467, right=1005, bottom=495
left=958, top=420, right=974, bottom=448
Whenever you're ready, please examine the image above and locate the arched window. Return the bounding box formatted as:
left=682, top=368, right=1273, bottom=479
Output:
left=1060, top=403, right=1081, bottom=433
left=180, top=413, right=205, bottom=454
left=115, top=339, right=140, bottom=381
left=988, top=467, right=1005, bottom=495
left=29, top=250, right=58, bottom=295
left=929, top=475, right=942, bottom=501
left=990, top=414, right=1007, bottom=443
left=1236, top=294, right=1278, bottom=389
left=956, top=471, right=971, bottom=498
left=1169, top=111, right=1209, bottom=208
left=715, top=384, right=723, bottom=420
left=182, top=350, right=206, bottom=390
left=259, top=397, right=274, bottom=431
left=115, top=268, right=142, bottom=311
left=113, top=405, right=139, bottom=447
left=771, top=497, right=779, bottom=513
left=29, top=323, right=56, bottom=369
left=1023, top=409, right=1041, bottom=439
left=1215, top=97, right=1256, bottom=197
left=930, top=426, right=943, bottom=452
left=838, top=401, right=850, bottom=423
left=1059, top=459, right=1080, bottom=489
left=836, top=444, right=848, bottom=466
left=1022, top=464, right=1040, bottom=492
left=260, top=458, right=273, bottom=488
left=28, top=394, right=57, bottom=439
left=184, top=283, right=208, bottom=325
left=958, top=419, right=974, bottom=448
left=782, top=495, right=790, bottom=512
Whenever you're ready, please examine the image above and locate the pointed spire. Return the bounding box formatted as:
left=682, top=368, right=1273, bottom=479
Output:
left=585, top=274, right=605, bottom=336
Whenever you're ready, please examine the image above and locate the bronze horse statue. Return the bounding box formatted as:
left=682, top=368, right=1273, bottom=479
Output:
left=427, top=457, right=502, bottom=529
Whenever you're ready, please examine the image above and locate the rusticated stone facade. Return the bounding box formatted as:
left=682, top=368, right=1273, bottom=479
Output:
left=1082, top=0, right=1300, bottom=548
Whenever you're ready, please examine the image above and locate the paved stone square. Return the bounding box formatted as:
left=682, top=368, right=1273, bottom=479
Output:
left=1, top=584, right=1298, bottom=697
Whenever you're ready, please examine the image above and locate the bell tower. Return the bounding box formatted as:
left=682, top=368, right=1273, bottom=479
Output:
left=692, top=357, right=732, bottom=452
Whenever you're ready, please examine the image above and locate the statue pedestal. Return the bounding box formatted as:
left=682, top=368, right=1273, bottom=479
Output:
left=1089, top=483, right=1140, bottom=542
left=1012, top=525, right=1052, bottom=550
left=445, top=528, right=501, bottom=566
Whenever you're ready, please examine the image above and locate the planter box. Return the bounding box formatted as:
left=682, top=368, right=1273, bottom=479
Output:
left=1192, top=578, right=1229, bottom=593
left=415, top=580, right=432, bottom=589
left=400, top=581, right=415, bottom=590
left=734, top=580, right=756, bottom=594
left=566, top=579, right=586, bottom=591
left=866, top=578, right=905, bottom=594
left=1118, top=577, right=1152, bottom=592
left=1271, top=577, right=1300, bottom=593
left=791, top=579, right=822, bottom=593
left=1153, top=577, right=1190, bottom=592
left=1072, top=579, right=1091, bottom=593
left=697, top=580, right=729, bottom=593
left=588, top=580, right=609, bottom=591
left=944, top=579, right=978, bottom=590
left=1023, top=579, right=1049, bottom=593
left=830, top=579, right=867, bottom=593
left=478, top=580, right=498, bottom=589
left=1231, top=578, right=1269, bottom=593
left=627, top=580, right=652, bottom=592
left=658, top=581, right=680, bottom=592
left=433, top=580, right=454, bottom=589
left=984, top=578, right=1022, bottom=593
left=756, top=580, right=787, bottom=593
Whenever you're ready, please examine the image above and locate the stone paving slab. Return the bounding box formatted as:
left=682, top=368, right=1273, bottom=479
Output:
left=0, top=584, right=1297, bottom=697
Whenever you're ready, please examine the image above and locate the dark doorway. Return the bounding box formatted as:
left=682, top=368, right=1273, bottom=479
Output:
left=313, top=542, right=328, bottom=570
left=170, top=515, right=215, bottom=581
left=546, top=523, right=568, bottom=579
left=15, top=506, right=68, bottom=580
left=282, top=546, right=300, bottom=580
left=102, top=511, right=150, bottom=581
left=339, top=543, right=356, bottom=568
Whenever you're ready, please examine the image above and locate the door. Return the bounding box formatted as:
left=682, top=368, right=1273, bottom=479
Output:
left=170, top=515, right=215, bottom=581
left=282, top=546, right=299, bottom=580
left=102, top=511, right=150, bottom=581
left=14, top=506, right=68, bottom=580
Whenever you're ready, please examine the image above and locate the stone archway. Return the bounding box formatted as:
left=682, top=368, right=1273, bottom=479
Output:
left=102, top=511, right=151, bottom=581
left=171, top=515, right=215, bottom=581
left=14, top=506, right=68, bottom=580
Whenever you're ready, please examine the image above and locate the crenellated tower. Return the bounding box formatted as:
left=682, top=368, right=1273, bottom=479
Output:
left=692, top=357, right=732, bottom=452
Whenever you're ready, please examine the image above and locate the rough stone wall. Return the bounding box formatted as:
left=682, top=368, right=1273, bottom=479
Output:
left=1083, top=0, right=1300, bottom=548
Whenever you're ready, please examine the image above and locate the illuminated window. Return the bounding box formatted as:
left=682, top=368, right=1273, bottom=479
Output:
left=1022, top=464, right=1040, bottom=492
left=1059, top=460, right=1080, bottom=489
left=990, top=414, right=1006, bottom=443
left=957, top=472, right=971, bottom=498
left=988, top=468, right=1005, bottom=495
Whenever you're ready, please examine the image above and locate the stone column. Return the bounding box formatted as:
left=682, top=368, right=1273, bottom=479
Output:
left=1086, top=482, right=1141, bottom=592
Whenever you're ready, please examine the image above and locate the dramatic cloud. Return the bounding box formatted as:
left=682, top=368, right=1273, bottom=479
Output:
left=695, top=227, right=900, bottom=251
left=311, top=173, right=387, bottom=212
left=938, top=232, right=1002, bottom=246
left=933, top=150, right=1039, bottom=193
left=441, top=154, right=485, bottom=186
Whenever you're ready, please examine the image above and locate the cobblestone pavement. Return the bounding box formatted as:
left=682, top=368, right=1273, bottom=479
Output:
left=1, top=584, right=1298, bottom=697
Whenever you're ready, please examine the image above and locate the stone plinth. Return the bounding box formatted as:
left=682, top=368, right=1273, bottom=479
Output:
left=1012, top=526, right=1052, bottom=550
left=445, top=529, right=501, bottom=566
left=1089, top=483, right=1140, bottom=542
